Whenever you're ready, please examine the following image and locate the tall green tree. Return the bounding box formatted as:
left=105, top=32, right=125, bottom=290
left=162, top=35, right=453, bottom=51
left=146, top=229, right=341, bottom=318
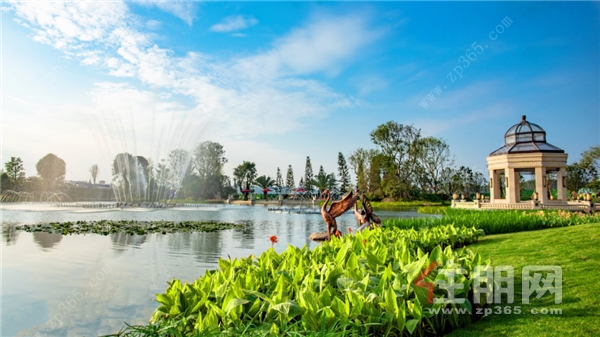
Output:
left=275, top=167, right=283, bottom=194
left=370, top=121, right=421, bottom=200
left=89, top=164, right=99, bottom=185
left=580, top=145, right=600, bottom=173
left=566, top=162, right=596, bottom=193
left=4, top=157, right=25, bottom=191
left=255, top=175, right=275, bottom=199
left=192, top=141, right=228, bottom=199
left=1, top=170, right=11, bottom=192
left=579, top=145, right=600, bottom=191
left=349, top=149, right=383, bottom=195
left=349, top=148, right=368, bottom=193
left=36, top=153, right=66, bottom=190
left=415, top=137, right=454, bottom=193
left=233, top=161, right=257, bottom=200
left=337, top=152, right=351, bottom=194
left=304, top=156, right=313, bottom=194
left=285, top=165, right=294, bottom=193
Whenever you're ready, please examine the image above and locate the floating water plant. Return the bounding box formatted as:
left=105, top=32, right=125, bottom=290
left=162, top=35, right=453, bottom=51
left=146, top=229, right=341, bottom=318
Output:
left=15, top=220, right=243, bottom=236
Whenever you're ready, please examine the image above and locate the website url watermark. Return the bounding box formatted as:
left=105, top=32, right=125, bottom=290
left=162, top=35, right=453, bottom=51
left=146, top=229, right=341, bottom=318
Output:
left=426, top=306, right=563, bottom=316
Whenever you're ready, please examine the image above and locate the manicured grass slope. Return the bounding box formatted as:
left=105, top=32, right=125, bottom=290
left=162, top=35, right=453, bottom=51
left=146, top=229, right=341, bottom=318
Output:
left=449, top=223, right=600, bottom=337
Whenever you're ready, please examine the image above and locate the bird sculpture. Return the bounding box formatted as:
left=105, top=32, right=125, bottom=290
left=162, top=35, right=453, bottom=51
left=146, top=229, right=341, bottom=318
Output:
left=310, top=189, right=359, bottom=241
left=354, top=193, right=381, bottom=232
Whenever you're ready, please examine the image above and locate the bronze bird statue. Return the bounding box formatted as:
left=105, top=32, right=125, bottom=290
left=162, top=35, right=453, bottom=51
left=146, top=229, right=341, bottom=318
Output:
left=317, top=189, right=359, bottom=241
left=355, top=193, right=381, bottom=232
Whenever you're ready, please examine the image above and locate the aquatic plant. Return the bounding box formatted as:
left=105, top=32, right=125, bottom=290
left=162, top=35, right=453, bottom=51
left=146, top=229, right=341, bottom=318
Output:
left=144, top=225, right=486, bottom=336
left=15, top=220, right=242, bottom=236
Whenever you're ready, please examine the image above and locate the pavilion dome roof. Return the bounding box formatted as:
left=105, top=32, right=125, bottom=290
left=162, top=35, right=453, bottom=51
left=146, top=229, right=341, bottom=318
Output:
left=489, top=115, right=564, bottom=156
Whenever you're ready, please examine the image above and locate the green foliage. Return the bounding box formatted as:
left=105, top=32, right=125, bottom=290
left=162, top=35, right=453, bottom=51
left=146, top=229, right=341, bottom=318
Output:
left=311, top=170, right=336, bottom=195
left=4, top=156, right=25, bottom=190
left=385, top=208, right=600, bottom=235
left=192, top=141, right=229, bottom=199
left=36, top=153, right=66, bottom=189
left=370, top=122, right=421, bottom=200
left=337, top=152, right=351, bottom=194
left=274, top=168, right=283, bottom=194
left=304, top=157, right=314, bottom=194
left=417, top=206, right=449, bottom=215
left=139, top=225, right=485, bottom=336
left=285, top=165, right=294, bottom=193
left=15, top=220, right=241, bottom=236
left=415, top=137, right=453, bottom=194
left=234, top=161, right=257, bottom=200
left=255, top=175, right=275, bottom=199
left=369, top=200, right=447, bottom=209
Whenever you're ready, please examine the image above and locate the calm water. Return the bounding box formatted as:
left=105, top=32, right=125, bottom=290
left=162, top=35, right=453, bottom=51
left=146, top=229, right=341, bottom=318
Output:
left=1, top=203, right=432, bottom=337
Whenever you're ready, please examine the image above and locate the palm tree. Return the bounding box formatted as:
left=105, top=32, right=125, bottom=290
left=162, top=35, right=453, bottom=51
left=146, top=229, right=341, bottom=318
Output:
left=255, top=175, right=275, bottom=200
left=311, top=171, right=336, bottom=198
left=233, top=161, right=257, bottom=200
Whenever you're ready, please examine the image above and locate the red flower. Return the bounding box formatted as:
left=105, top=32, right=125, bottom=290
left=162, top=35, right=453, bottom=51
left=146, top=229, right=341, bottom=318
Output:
left=269, top=235, right=278, bottom=246
left=348, top=227, right=353, bottom=233
left=335, top=230, right=342, bottom=237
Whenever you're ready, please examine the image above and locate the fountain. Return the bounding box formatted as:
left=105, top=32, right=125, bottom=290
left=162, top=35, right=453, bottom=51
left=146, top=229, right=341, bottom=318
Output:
left=84, top=91, right=211, bottom=204
left=0, top=190, right=72, bottom=203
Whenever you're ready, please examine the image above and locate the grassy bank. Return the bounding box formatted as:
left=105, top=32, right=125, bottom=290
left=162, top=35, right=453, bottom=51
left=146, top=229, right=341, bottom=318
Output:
left=384, top=208, right=600, bottom=235
left=450, top=223, right=600, bottom=337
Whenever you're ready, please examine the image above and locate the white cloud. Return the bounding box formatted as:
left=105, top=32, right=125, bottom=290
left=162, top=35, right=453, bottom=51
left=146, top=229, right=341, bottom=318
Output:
left=134, top=0, right=197, bottom=26
left=145, top=19, right=161, bottom=30
left=210, top=15, right=258, bottom=33
left=235, top=12, right=386, bottom=78
left=153, top=1, right=196, bottom=26
left=5, top=3, right=388, bottom=179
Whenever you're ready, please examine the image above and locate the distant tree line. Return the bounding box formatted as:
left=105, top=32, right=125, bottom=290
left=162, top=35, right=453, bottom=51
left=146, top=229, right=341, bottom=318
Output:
left=348, top=121, right=487, bottom=201
left=3, top=128, right=597, bottom=203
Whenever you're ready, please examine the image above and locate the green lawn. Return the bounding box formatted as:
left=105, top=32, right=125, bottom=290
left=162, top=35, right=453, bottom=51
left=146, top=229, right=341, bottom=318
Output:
left=449, top=223, right=600, bottom=337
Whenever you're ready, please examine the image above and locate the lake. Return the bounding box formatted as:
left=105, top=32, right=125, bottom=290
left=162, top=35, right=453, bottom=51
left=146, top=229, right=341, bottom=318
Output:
left=1, top=203, right=433, bottom=337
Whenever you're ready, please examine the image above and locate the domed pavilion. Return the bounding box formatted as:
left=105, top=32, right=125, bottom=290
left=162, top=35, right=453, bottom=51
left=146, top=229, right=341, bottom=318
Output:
left=486, top=115, right=568, bottom=205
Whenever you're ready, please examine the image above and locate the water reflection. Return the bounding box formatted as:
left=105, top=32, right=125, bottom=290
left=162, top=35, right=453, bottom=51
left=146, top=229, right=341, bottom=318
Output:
left=32, top=232, right=62, bottom=250
left=1, top=204, right=433, bottom=336
left=2, top=224, right=20, bottom=245
left=111, top=233, right=148, bottom=251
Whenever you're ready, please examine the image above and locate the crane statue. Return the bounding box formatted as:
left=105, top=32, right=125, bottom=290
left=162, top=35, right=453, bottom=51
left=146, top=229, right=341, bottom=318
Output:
left=309, top=189, right=359, bottom=241
left=354, top=193, right=382, bottom=232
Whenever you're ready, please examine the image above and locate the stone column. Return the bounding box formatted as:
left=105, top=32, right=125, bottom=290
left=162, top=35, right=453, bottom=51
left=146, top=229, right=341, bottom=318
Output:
left=490, top=170, right=500, bottom=202
left=556, top=167, right=567, bottom=203
left=506, top=168, right=519, bottom=203
left=535, top=167, right=548, bottom=204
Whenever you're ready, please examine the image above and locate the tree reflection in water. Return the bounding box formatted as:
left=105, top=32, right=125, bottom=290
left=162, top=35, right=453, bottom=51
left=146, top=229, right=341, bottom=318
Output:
left=2, top=224, right=20, bottom=246
left=110, top=233, right=147, bottom=251
left=33, top=232, right=62, bottom=251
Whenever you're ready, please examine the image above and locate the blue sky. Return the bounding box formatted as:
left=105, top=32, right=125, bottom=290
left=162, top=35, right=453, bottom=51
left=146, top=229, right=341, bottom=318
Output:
left=2, top=1, right=599, bottom=184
